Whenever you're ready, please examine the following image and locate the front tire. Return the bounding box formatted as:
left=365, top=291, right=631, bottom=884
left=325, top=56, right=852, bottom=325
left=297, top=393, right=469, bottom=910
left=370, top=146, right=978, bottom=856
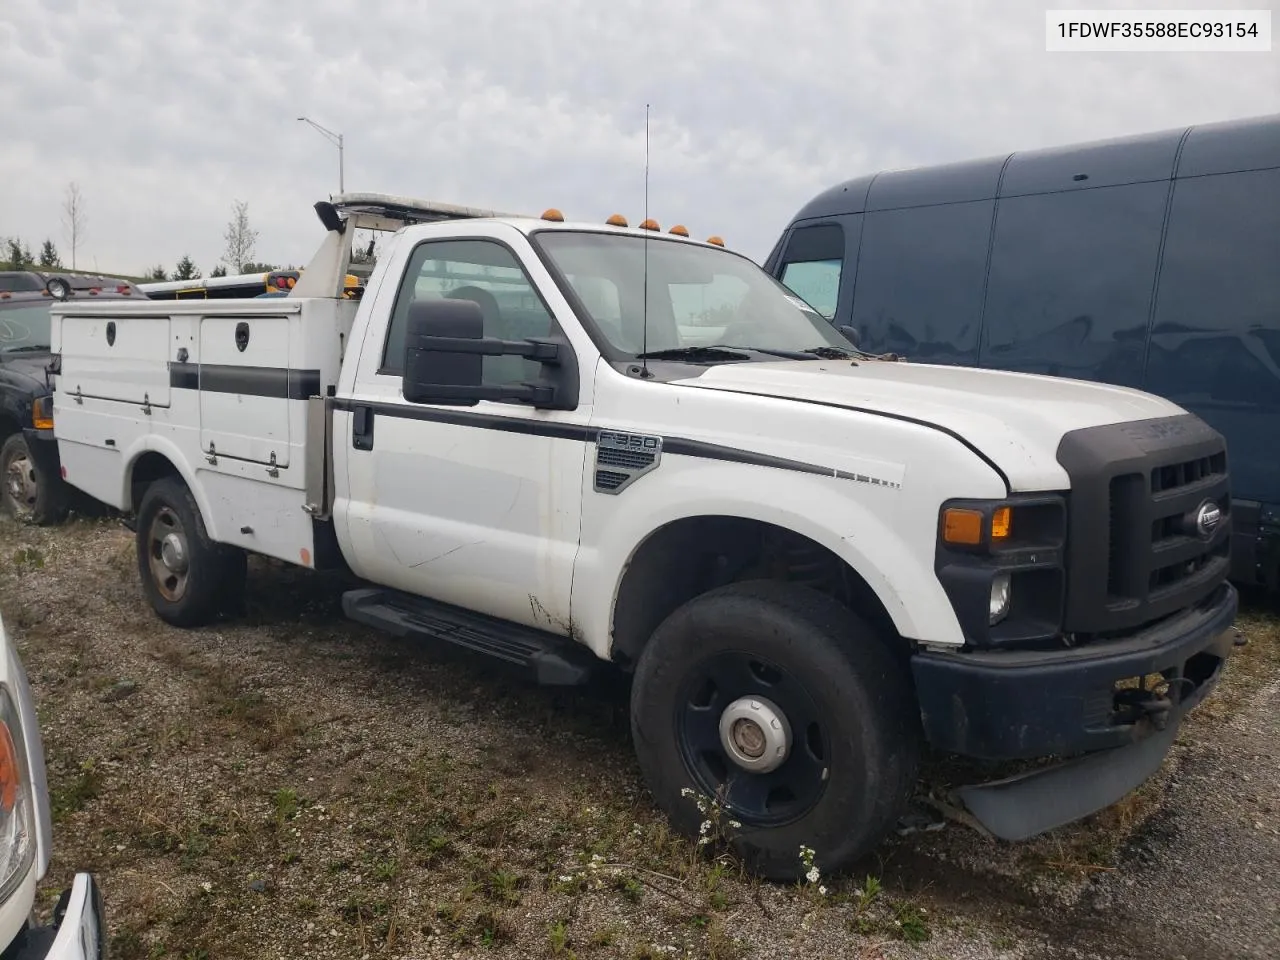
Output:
left=630, top=580, right=920, bottom=881
left=1, top=434, right=68, bottom=525
left=135, top=477, right=247, bottom=627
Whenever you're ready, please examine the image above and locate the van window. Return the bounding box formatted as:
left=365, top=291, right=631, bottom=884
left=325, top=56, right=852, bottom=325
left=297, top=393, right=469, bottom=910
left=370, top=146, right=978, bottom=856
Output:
left=776, top=223, right=845, bottom=320
left=980, top=182, right=1168, bottom=386
left=850, top=201, right=993, bottom=363
left=1145, top=166, right=1280, bottom=502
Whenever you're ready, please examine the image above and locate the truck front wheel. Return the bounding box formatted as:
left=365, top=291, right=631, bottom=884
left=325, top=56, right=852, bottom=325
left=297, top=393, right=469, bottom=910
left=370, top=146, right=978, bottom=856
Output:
left=135, top=477, right=247, bottom=627
left=630, top=580, right=920, bottom=881
left=1, top=434, right=68, bottom=525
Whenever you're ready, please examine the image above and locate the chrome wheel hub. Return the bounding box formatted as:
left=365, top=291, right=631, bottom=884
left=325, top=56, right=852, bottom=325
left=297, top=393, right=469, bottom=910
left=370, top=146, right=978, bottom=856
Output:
left=718, top=696, right=792, bottom=774
left=3, top=454, right=37, bottom=516
left=160, top=533, right=188, bottom=574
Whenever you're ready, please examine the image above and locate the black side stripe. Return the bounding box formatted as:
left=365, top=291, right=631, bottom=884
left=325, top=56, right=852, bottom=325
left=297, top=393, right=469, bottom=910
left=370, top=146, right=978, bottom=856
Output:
left=330, top=398, right=903, bottom=488
left=686, top=385, right=1011, bottom=493
left=168, top=362, right=321, bottom=401
left=167, top=362, right=997, bottom=491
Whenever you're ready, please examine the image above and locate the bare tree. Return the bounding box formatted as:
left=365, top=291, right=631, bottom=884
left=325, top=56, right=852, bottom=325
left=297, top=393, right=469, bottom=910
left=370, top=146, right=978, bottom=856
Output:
left=221, top=200, right=258, bottom=274
left=61, top=182, right=87, bottom=269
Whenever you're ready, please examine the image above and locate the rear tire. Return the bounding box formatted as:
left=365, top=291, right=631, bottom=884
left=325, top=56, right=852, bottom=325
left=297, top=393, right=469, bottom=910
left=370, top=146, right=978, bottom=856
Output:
left=135, top=477, right=246, bottom=627
left=1, top=434, right=68, bottom=525
left=630, top=580, right=920, bottom=881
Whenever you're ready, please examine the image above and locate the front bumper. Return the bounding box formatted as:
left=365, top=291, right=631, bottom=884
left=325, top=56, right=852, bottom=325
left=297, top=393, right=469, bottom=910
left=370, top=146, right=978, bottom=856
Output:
left=912, top=581, right=1238, bottom=761
left=3, top=875, right=105, bottom=960
left=910, top=583, right=1238, bottom=841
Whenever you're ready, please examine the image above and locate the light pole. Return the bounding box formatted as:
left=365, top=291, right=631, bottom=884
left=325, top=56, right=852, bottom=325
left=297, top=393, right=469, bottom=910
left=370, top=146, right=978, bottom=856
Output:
left=297, top=116, right=344, bottom=194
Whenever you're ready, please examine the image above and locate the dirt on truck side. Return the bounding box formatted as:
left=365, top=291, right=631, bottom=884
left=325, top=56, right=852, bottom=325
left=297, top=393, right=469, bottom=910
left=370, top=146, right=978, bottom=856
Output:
left=2, top=515, right=1276, bottom=960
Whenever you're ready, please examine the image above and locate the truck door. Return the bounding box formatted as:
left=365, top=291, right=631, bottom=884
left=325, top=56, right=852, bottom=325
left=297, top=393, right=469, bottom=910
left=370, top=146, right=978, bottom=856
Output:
left=333, top=232, right=590, bottom=635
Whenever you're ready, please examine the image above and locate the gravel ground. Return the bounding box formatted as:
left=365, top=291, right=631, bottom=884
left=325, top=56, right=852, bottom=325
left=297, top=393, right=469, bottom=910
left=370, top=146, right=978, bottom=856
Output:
left=0, top=515, right=1276, bottom=960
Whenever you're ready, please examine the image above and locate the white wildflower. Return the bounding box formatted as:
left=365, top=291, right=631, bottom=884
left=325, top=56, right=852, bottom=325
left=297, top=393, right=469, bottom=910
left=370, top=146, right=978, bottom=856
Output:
left=699, top=820, right=711, bottom=835
left=201, top=881, right=213, bottom=893
left=728, top=820, right=742, bottom=829
left=680, top=788, right=695, bottom=798
left=806, top=867, right=820, bottom=884
left=819, top=885, right=828, bottom=896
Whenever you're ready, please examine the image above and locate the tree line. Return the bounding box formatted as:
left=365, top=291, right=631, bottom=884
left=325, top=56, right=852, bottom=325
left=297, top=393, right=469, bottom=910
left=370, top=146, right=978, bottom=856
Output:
left=2, top=189, right=288, bottom=282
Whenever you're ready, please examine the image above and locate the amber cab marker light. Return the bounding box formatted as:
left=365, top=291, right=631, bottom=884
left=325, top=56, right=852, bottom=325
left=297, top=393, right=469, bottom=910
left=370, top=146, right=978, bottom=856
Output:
left=541, top=208, right=565, bottom=222
left=706, top=235, right=725, bottom=246
left=942, top=507, right=985, bottom=546
left=606, top=214, right=629, bottom=227
left=669, top=224, right=690, bottom=237
left=639, top=218, right=660, bottom=231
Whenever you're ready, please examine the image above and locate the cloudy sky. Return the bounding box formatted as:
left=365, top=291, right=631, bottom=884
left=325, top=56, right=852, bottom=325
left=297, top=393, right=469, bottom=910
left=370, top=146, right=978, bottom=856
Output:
left=1, top=0, right=1276, bottom=276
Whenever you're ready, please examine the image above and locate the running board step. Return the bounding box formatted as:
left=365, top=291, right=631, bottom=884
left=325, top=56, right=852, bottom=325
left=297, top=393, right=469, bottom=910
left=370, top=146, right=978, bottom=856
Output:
left=341, top=587, right=595, bottom=686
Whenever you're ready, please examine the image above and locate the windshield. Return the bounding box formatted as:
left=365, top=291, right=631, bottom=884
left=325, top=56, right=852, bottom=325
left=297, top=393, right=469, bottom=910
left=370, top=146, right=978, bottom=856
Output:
left=533, top=231, right=854, bottom=359
left=0, top=303, right=52, bottom=353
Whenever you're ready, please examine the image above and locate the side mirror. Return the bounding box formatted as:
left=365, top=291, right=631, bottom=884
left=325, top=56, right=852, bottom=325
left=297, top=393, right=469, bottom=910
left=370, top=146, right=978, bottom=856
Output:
left=401, top=299, right=574, bottom=409
left=837, top=323, right=859, bottom=347
left=46, top=277, right=71, bottom=301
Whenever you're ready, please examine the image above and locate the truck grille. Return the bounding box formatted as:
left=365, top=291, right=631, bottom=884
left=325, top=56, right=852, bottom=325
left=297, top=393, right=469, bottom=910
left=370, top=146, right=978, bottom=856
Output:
left=1058, top=416, right=1231, bottom=636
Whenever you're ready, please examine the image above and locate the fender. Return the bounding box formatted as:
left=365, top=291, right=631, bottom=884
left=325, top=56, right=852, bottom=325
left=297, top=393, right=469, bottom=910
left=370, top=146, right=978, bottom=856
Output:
left=571, top=455, right=997, bottom=660
left=118, top=433, right=223, bottom=538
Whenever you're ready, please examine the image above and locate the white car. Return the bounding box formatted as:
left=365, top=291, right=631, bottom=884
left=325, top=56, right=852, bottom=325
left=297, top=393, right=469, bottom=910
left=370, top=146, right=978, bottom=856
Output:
left=0, top=613, right=104, bottom=959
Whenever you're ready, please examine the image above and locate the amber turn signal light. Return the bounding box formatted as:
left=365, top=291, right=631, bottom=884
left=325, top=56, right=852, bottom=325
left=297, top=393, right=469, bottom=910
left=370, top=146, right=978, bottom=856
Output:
left=942, top=508, right=984, bottom=545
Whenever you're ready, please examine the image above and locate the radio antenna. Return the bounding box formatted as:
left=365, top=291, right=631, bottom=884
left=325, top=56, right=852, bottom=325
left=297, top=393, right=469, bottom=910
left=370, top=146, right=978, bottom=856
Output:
left=640, top=103, right=652, bottom=379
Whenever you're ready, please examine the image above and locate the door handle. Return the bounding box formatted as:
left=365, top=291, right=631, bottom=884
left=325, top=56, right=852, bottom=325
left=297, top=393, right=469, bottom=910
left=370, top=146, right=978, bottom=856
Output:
left=352, top=405, right=374, bottom=451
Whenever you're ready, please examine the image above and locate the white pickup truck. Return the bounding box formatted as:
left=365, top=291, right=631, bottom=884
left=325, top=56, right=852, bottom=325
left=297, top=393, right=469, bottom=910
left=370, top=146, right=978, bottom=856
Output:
left=47, top=193, right=1238, bottom=880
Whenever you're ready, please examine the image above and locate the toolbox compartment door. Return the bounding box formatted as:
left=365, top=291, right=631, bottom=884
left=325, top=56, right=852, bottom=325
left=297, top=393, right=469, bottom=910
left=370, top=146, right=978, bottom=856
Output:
left=196, top=314, right=294, bottom=467
left=57, top=314, right=172, bottom=406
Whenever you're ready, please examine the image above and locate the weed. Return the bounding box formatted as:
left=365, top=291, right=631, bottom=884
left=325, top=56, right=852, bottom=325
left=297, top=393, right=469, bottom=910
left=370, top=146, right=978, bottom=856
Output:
left=11, top=546, right=44, bottom=571
left=488, top=868, right=522, bottom=904
left=272, top=788, right=299, bottom=825
left=547, top=919, right=572, bottom=956
left=50, top=759, right=99, bottom=822
left=893, top=901, right=930, bottom=943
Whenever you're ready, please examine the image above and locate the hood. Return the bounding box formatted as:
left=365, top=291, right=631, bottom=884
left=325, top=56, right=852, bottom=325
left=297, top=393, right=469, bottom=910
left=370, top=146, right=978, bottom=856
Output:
left=0, top=352, right=50, bottom=396
left=673, top=358, right=1186, bottom=491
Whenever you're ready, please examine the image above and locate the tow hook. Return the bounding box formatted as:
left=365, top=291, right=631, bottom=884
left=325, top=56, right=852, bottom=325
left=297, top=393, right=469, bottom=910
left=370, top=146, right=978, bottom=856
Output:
left=1114, top=689, right=1174, bottom=731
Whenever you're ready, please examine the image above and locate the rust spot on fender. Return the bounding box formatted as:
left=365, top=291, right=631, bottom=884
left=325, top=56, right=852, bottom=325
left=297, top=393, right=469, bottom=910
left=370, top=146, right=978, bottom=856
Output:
left=300, top=547, right=312, bottom=567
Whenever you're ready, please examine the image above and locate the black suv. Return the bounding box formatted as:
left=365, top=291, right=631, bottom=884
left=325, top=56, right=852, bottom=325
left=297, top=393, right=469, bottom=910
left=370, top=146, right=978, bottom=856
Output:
left=1, top=276, right=143, bottom=521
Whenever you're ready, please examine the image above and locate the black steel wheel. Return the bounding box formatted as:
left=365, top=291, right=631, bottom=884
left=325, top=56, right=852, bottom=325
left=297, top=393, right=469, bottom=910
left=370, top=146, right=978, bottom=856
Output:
left=677, top=651, right=831, bottom=827
left=631, top=580, right=920, bottom=881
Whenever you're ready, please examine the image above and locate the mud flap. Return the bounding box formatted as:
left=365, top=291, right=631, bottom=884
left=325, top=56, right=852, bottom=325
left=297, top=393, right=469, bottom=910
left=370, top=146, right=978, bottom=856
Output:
left=956, top=719, right=1180, bottom=842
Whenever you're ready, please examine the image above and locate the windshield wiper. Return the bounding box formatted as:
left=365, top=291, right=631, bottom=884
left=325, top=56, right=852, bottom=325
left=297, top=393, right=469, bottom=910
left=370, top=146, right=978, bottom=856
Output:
left=634, top=346, right=752, bottom=362
left=0, top=344, right=50, bottom=354
left=714, top=345, right=821, bottom=360
left=803, top=346, right=858, bottom=360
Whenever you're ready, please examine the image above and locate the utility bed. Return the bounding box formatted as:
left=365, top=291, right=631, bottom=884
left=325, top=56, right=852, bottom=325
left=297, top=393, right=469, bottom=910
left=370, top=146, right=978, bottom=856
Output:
left=50, top=297, right=357, bottom=565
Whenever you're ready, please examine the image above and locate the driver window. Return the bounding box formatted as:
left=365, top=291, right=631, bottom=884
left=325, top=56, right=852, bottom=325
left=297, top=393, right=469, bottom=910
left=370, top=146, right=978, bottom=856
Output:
left=382, top=239, right=556, bottom=386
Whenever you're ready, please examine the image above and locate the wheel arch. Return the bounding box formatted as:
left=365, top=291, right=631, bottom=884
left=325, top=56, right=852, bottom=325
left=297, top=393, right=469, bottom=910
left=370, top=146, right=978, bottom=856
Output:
left=121, top=437, right=220, bottom=537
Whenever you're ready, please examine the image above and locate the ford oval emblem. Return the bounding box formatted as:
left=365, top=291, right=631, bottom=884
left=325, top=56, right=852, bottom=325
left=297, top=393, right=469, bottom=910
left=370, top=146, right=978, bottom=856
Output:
left=1195, top=501, right=1222, bottom=538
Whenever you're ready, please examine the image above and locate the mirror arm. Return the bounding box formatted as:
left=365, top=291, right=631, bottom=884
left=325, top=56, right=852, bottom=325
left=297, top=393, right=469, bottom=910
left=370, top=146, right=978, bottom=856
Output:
left=413, top=335, right=560, bottom=363
left=407, top=381, right=556, bottom=406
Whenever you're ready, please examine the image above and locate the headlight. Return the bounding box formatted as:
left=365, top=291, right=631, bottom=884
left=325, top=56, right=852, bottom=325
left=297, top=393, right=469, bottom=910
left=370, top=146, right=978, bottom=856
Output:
left=0, top=685, right=35, bottom=903
left=989, top=573, right=1012, bottom=625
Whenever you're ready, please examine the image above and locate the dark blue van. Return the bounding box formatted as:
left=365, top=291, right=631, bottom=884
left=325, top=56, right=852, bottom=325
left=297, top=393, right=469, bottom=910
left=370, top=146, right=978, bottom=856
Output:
left=766, top=113, right=1280, bottom=590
